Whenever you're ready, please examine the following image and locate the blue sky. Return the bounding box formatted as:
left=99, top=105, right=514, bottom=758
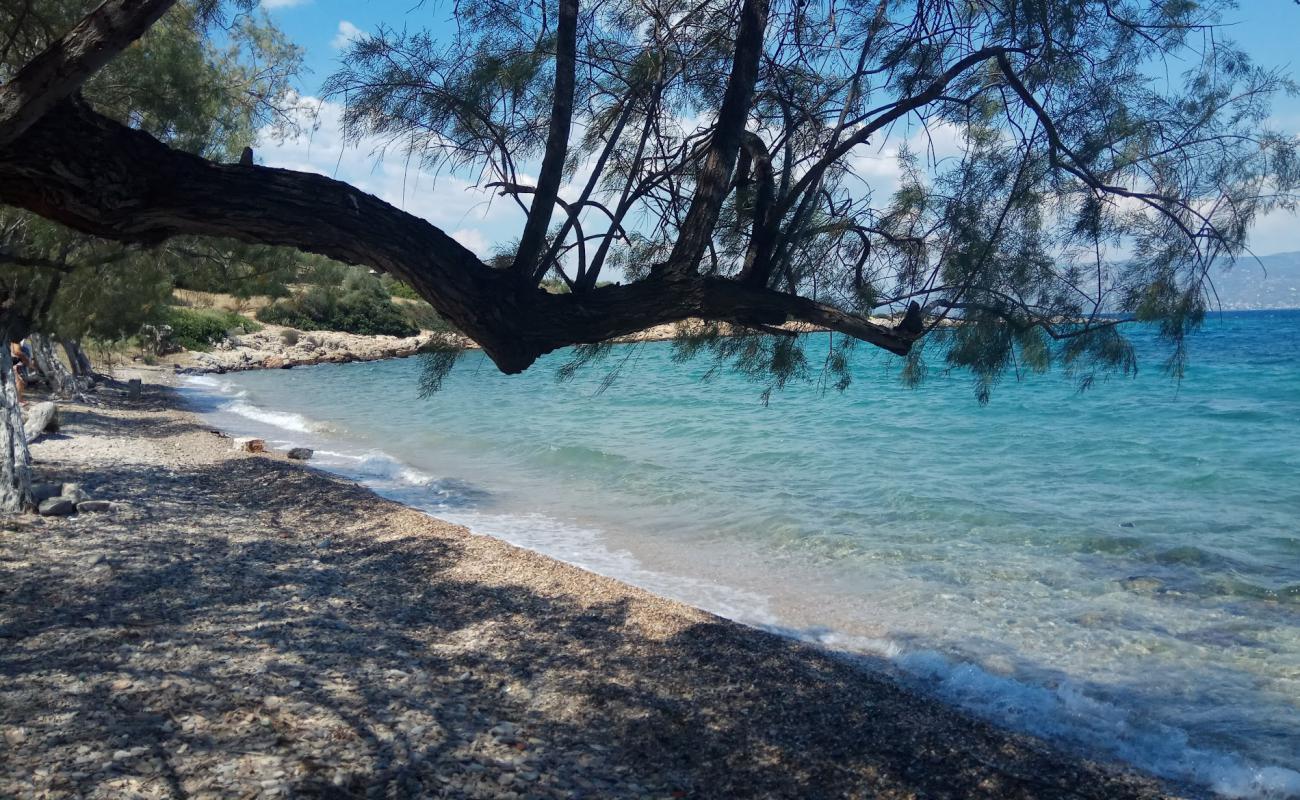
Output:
left=252, top=0, right=1300, bottom=259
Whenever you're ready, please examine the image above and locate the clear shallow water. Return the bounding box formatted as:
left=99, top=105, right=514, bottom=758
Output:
left=179, top=310, right=1300, bottom=798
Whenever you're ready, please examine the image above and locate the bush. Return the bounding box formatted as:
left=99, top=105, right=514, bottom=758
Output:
left=382, top=275, right=422, bottom=300
left=397, top=300, right=453, bottom=332
left=279, top=328, right=300, bottom=346
left=163, top=306, right=261, bottom=351
left=256, top=273, right=418, bottom=337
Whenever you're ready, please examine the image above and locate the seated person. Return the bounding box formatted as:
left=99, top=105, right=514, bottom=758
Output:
left=10, top=339, right=33, bottom=403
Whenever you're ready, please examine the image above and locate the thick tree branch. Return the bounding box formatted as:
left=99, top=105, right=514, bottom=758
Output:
left=0, top=100, right=914, bottom=374
left=734, top=131, right=777, bottom=286
left=663, top=0, right=771, bottom=275
left=0, top=0, right=178, bottom=147
left=510, top=0, right=579, bottom=279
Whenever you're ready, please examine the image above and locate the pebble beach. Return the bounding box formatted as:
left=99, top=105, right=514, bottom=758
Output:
left=0, top=375, right=1183, bottom=799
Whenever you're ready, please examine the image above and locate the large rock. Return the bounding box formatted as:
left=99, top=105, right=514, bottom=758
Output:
left=31, top=483, right=63, bottom=502
left=22, top=401, right=58, bottom=443
left=233, top=437, right=265, bottom=453
left=286, top=447, right=314, bottom=461
left=61, top=482, right=90, bottom=504
left=37, top=497, right=76, bottom=516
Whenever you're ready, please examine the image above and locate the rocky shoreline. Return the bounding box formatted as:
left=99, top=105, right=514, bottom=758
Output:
left=0, top=375, right=1184, bottom=799
left=170, top=318, right=900, bottom=375
left=171, top=325, right=472, bottom=374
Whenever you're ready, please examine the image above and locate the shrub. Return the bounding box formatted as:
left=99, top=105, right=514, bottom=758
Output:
left=398, top=300, right=453, bottom=332
left=162, top=306, right=261, bottom=351
left=256, top=275, right=418, bottom=337
left=382, top=275, right=422, bottom=300
left=279, top=328, right=301, bottom=346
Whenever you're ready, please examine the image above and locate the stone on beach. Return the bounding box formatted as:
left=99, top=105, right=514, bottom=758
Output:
left=286, top=447, right=313, bottom=460
left=60, top=483, right=89, bottom=504
left=36, top=497, right=76, bottom=516
left=233, top=437, right=265, bottom=453
left=22, top=401, right=58, bottom=443
left=31, top=483, right=63, bottom=502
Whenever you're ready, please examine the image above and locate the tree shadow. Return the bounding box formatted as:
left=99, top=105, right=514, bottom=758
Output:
left=1, top=452, right=1187, bottom=799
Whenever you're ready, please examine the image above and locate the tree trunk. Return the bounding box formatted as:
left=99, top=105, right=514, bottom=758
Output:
left=0, top=359, right=33, bottom=513
left=61, top=338, right=94, bottom=379
left=30, top=333, right=77, bottom=397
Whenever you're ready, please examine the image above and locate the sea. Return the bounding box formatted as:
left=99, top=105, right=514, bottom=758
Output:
left=177, top=309, right=1300, bottom=799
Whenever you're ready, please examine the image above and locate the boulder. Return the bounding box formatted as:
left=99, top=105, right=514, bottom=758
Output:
left=37, top=497, right=76, bottom=516
left=286, top=447, right=314, bottom=461
left=77, top=500, right=113, bottom=513
left=61, top=483, right=89, bottom=504
left=22, top=401, right=58, bottom=443
left=232, top=437, right=265, bottom=453
left=31, top=483, right=63, bottom=502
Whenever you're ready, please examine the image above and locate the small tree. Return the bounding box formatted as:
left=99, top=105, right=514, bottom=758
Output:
left=0, top=0, right=302, bottom=510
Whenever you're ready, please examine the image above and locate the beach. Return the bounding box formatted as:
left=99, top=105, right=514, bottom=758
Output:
left=0, top=374, right=1180, bottom=799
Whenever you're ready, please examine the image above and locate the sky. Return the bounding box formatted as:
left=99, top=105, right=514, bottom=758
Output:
left=250, top=0, right=1300, bottom=261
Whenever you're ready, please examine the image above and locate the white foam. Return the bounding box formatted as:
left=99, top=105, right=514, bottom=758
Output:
left=224, top=399, right=320, bottom=433
left=890, top=649, right=1300, bottom=799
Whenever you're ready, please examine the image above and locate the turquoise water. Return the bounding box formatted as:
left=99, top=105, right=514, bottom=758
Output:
left=181, top=310, right=1300, bottom=798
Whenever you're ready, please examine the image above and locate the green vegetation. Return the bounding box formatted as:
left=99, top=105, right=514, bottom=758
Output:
left=381, top=275, right=422, bottom=300
left=257, top=271, right=419, bottom=337
left=163, top=307, right=261, bottom=351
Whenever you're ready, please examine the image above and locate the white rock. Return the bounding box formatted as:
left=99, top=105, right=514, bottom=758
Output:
left=22, top=401, right=58, bottom=443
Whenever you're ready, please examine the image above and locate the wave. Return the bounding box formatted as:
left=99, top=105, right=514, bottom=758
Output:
left=179, top=375, right=325, bottom=435
left=893, top=651, right=1300, bottom=799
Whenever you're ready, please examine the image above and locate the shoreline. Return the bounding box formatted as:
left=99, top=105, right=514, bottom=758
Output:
left=165, top=318, right=896, bottom=375
left=2, top=375, right=1184, bottom=799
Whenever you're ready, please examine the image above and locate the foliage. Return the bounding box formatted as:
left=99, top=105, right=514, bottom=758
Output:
left=256, top=271, right=418, bottom=337
left=320, top=0, right=1298, bottom=400
left=0, top=0, right=303, bottom=341
left=381, top=275, right=422, bottom=300
left=163, top=306, right=260, bottom=351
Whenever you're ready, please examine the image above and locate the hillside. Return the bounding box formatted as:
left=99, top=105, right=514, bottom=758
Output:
left=1212, top=251, right=1300, bottom=310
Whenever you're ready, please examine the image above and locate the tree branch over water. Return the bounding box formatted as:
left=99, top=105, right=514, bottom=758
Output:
left=1, top=0, right=1296, bottom=390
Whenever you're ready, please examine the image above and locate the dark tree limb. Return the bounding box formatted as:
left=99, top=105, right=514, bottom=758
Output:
left=0, top=0, right=179, bottom=146
left=735, top=131, right=777, bottom=287
left=510, top=0, right=579, bottom=279
left=0, top=100, right=914, bottom=372
left=664, top=0, right=771, bottom=275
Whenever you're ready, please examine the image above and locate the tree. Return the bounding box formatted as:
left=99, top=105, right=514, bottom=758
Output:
left=0, top=0, right=301, bottom=510
left=0, top=0, right=1296, bottom=505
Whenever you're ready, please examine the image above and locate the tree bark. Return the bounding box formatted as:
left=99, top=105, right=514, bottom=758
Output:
left=61, top=338, right=94, bottom=379
left=510, top=0, right=579, bottom=279
left=0, top=333, right=33, bottom=513
left=30, top=333, right=76, bottom=396
left=0, top=99, right=914, bottom=374
left=0, top=0, right=179, bottom=147
left=664, top=0, right=771, bottom=275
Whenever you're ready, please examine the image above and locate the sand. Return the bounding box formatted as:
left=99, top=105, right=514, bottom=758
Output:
left=0, top=375, right=1185, bottom=799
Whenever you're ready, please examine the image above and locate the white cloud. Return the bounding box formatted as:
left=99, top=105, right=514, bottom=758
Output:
left=260, top=0, right=309, bottom=9
left=331, top=20, right=364, bottom=50
left=451, top=228, right=490, bottom=256
left=254, top=96, right=519, bottom=256
left=1246, top=208, right=1300, bottom=256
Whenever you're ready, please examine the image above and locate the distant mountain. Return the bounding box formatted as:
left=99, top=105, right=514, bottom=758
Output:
left=1212, top=251, right=1300, bottom=310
